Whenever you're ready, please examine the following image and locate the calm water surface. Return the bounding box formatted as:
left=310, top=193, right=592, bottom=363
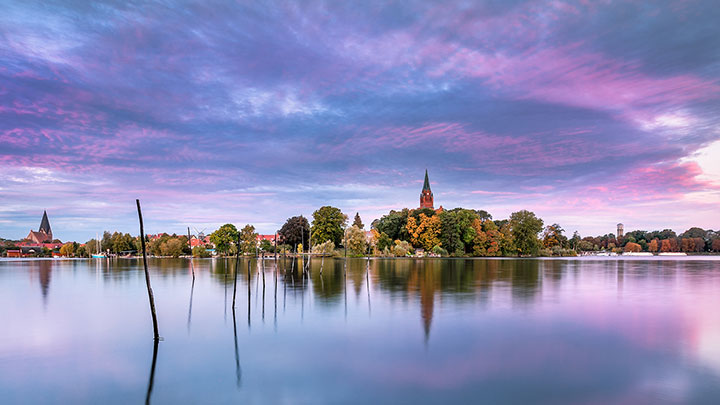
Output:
left=1, top=257, right=720, bottom=404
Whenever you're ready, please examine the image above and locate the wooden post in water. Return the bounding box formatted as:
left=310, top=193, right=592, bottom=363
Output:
left=188, top=227, right=195, bottom=280
left=136, top=199, right=160, bottom=341
left=232, top=233, right=240, bottom=308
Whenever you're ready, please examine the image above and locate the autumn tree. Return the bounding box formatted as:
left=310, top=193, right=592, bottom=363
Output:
left=376, top=231, right=393, bottom=252
left=209, top=224, right=239, bottom=255
left=59, top=242, right=75, bottom=257
left=542, top=224, right=567, bottom=248
left=712, top=239, right=720, bottom=252
left=509, top=210, right=544, bottom=256
left=648, top=238, right=659, bottom=252
left=344, top=225, right=367, bottom=256
left=406, top=213, right=441, bottom=251
left=624, top=242, right=641, bottom=252
left=311, top=206, right=347, bottom=246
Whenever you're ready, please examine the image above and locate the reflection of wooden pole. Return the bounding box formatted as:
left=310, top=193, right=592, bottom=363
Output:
left=136, top=199, right=159, bottom=341
left=188, top=227, right=195, bottom=280
left=247, top=259, right=251, bottom=327
left=232, top=234, right=240, bottom=308
left=145, top=337, right=159, bottom=405
left=232, top=307, right=242, bottom=388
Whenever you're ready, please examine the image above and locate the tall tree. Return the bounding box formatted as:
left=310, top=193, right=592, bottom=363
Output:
left=372, top=209, right=410, bottom=241
left=239, top=224, right=258, bottom=254
left=406, top=213, right=441, bottom=251
left=509, top=210, right=544, bottom=256
left=345, top=225, right=367, bottom=256
left=209, top=224, right=239, bottom=255
left=278, top=216, right=310, bottom=248
left=353, top=212, right=364, bottom=229
left=311, top=206, right=347, bottom=246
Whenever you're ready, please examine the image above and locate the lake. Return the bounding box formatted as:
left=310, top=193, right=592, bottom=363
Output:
left=1, top=257, right=720, bottom=404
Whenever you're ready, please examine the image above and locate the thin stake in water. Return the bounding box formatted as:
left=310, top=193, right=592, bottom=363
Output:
left=136, top=199, right=160, bottom=341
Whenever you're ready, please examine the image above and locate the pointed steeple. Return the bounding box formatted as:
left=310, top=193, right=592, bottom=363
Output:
left=422, top=169, right=431, bottom=191
left=39, top=210, right=51, bottom=235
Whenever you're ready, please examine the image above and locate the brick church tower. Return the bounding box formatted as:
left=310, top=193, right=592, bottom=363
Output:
left=420, top=169, right=434, bottom=209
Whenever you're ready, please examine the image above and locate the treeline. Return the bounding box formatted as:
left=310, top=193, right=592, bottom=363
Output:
left=60, top=231, right=212, bottom=258
left=578, top=227, right=720, bottom=253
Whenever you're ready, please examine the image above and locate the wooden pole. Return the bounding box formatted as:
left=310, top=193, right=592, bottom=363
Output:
left=232, top=233, right=240, bottom=308
left=188, top=227, right=195, bottom=280
left=136, top=199, right=160, bottom=341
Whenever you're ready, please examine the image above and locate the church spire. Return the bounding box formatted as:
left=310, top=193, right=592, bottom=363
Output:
left=39, top=210, right=51, bottom=235
left=422, top=169, right=431, bottom=191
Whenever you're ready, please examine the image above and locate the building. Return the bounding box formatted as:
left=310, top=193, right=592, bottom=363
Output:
left=26, top=211, right=53, bottom=244
left=617, top=223, right=624, bottom=238
left=420, top=169, right=434, bottom=209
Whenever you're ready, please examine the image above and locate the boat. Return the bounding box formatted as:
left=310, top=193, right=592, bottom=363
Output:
left=92, top=232, right=107, bottom=258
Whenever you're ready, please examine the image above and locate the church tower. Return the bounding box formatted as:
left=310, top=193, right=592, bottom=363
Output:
left=420, top=170, right=434, bottom=209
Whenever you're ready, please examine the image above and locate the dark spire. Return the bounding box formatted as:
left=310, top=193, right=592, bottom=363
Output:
left=39, top=210, right=51, bottom=235
left=422, top=169, right=431, bottom=191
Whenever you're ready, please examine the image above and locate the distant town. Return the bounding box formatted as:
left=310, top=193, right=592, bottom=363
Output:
left=2, top=171, right=719, bottom=258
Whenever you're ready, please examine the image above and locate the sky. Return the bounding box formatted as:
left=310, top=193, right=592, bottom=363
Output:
left=1, top=0, right=719, bottom=242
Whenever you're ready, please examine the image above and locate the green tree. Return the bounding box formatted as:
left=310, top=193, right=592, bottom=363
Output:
left=192, top=246, right=211, bottom=258
left=239, top=224, right=258, bottom=255
left=259, top=239, right=273, bottom=253
left=353, top=212, right=364, bottom=229
left=509, top=210, right=544, bottom=256
left=76, top=245, right=88, bottom=257
left=345, top=225, right=367, bottom=256
left=376, top=232, right=392, bottom=252
left=160, top=238, right=184, bottom=257
left=209, top=224, right=239, bottom=255
left=311, top=206, right=347, bottom=246
left=372, top=209, right=410, bottom=242
left=279, top=216, right=310, bottom=248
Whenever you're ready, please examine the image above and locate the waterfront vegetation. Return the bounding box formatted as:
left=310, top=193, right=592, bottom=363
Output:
left=3, top=206, right=720, bottom=258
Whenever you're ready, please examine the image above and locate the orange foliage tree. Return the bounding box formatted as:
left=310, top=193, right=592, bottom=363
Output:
left=624, top=242, right=641, bottom=252
left=406, top=213, right=441, bottom=251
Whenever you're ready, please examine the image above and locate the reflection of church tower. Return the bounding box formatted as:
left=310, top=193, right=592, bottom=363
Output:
left=38, top=261, right=52, bottom=307
left=419, top=170, right=434, bottom=209
left=419, top=269, right=435, bottom=344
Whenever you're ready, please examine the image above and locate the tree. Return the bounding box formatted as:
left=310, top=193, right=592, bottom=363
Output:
left=160, top=238, right=184, bottom=257
left=59, top=242, right=75, bottom=257
left=192, top=246, right=211, bottom=258
left=570, top=231, right=581, bottom=250
left=344, top=225, right=367, bottom=256
left=373, top=209, right=410, bottom=242
left=353, top=212, right=364, bottom=229
left=509, top=210, right=544, bottom=256
left=660, top=239, right=672, bottom=252
left=392, top=240, right=412, bottom=256
left=712, top=239, right=720, bottom=252
left=542, top=224, right=567, bottom=248
left=311, top=206, right=347, bottom=246
left=648, top=238, right=659, bottom=252
left=85, top=239, right=100, bottom=256
left=279, top=216, right=310, bottom=248
left=259, top=239, right=273, bottom=253
left=239, top=224, right=258, bottom=255
left=209, top=224, right=239, bottom=255
left=313, top=240, right=335, bottom=255
left=406, top=213, right=441, bottom=251
left=76, top=245, right=88, bottom=257
left=624, top=242, right=641, bottom=252
left=376, top=232, right=392, bottom=252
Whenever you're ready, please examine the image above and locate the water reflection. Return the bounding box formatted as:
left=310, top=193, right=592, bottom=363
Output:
left=3, top=257, right=720, bottom=403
